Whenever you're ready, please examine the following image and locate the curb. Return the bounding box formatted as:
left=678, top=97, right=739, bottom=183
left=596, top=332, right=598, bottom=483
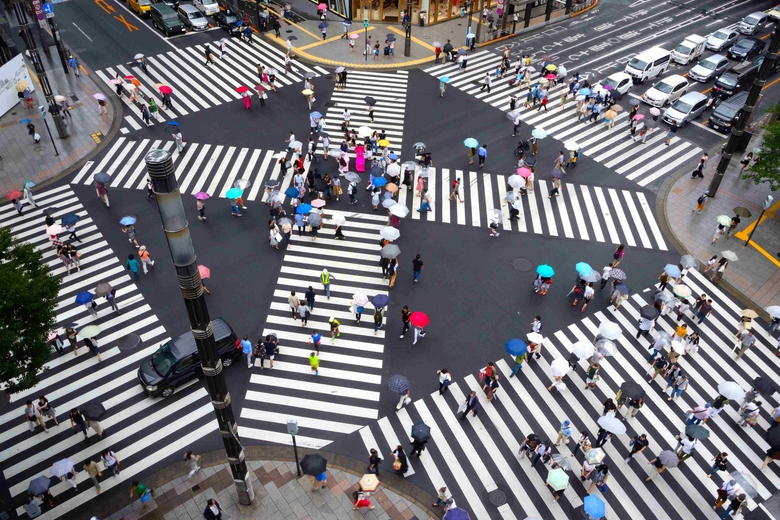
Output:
left=571, top=0, right=599, bottom=17
left=77, top=446, right=442, bottom=520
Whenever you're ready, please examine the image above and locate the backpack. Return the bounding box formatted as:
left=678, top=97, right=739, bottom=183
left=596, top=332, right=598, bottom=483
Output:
left=697, top=195, right=706, bottom=205
left=352, top=491, right=360, bottom=501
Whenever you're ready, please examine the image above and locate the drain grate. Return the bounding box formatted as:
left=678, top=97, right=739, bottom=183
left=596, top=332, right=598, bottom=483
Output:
left=513, top=258, right=532, bottom=271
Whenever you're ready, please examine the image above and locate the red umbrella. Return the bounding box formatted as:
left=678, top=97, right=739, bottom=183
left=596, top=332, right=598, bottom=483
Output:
left=198, top=265, right=211, bottom=279
left=409, top=312, right=429, bottom=328
left=158, top=85, right=173, bottom=94
left=236, top=86, right=249, bottom=93
left=6, top=189, right=22, bottom=200
left=124, top=75, right=136, bottom=80
left=255, top=85, right=266, bottom=92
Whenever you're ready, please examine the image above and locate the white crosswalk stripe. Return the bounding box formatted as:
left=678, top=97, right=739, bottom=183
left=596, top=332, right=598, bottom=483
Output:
left=238, top=211, right=389, bottom=448
left=401, top=166, right=667, bottom=249
left=0, top=186, right=218, bottom=520
left=424, top=53, right=702, bottom=187
left=96, top=39, right=321, bottom=133
left=356, top=269, right=780, bottom=520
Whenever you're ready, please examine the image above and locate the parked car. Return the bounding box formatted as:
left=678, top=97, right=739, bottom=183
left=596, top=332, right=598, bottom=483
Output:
left=705, top=28, right=739, bottom=51
left=642, top=74, right=689, bottom=107
left=138, top=318, right=240, bottom=397
left=151, top=2, right=186, bottom=36
left=178, top=4, right=209, bottom=31
left=728, top=37, right=766, bottom=60
left=737, top=12, right=768, bottom=35
left=688, top=54, right=729, bottom=82
left=213, top=10, right=242, bottom=35
left=663, top=92, right=709, bottom=127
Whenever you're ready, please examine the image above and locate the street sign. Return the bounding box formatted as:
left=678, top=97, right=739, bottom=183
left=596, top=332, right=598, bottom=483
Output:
left=363, top=18, right=368, bottom=28
left=43, top=2, right=54, bottom=18
left=31, top=0, right=48, bottom=28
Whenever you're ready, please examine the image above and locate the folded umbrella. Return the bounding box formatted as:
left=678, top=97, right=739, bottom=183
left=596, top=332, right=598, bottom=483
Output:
left=641, top=306, right=659, bottom=320
left=411, top=422, right=431, bottom=442
left=300, top=454, right=327, bottom=476
left=584, top=495, right=606, bottom=519
left=536, top=264, right=555, bottom=278
left=94, top=172, right=111, bottom=184
left=546, top=468, right=569, bottom=491
left=381, top=244, right=400, bottom=259
left=61, top=214, right=80, bottom=226
left=505, top=339, right=527, bottom=357
left=387, top=374, right=409, bottom=394
left=717, top=381, right=744, bottom=400
left=685, top=424, right=709, bottom=440
left=410, top=312, right=429, bottom=328
left=571, top=340, right=594, bottom=359
left=94, top=282, right=113, bottom=297
left=620, top=381, right=644, bottom=400
left=664, top=264, right=681, bottom=278
left=372, top=294, right=390, bottom=308
left=51, top=459, right=75, bottom=478
left=598, top=321, right=622, bottom=340
left=597, top=415, right=626, bottom=435
left=380, top=227, right=400, bottom=240
left=75, top=291, right=93, bottom=305
left=673, top=284, right=692, bottom=298
left=81, top=401, right=107, bottom=420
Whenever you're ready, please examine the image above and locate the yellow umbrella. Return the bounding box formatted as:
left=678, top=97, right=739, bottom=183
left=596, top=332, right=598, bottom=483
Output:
left=378, top=139, right=390, bottom=147
left=302, top=89, right=314, bottom=95
left=742, top=309, right=759, bottom=319
left=15, top=80, right=28, bottom=92
left=605, top=109, right=617, bottom=121
left=358, top=474, right=380, bottom=492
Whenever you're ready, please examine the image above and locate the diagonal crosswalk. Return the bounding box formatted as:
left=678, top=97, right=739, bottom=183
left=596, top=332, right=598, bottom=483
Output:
left=95, top=39, right=326, bottom=134
left=238, top=209, right=392, bottom=448
left=399, top=166, right=667, bottom=250
left=0, top=185, right=221, bottom=520
left=356, top=268, right=780, bottom=520
left=424, top=53, right=703, bottom=187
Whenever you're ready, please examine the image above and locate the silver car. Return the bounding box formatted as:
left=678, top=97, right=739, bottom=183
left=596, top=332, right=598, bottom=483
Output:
left=737, top=12, right=768, bottom=35
left=663, top=92, right=709, bottom=127
left=688, top=55, right=729, bottom=82
left=178, top=4, right=208, bottom=31
left=706, top=28, right=739, bottom=51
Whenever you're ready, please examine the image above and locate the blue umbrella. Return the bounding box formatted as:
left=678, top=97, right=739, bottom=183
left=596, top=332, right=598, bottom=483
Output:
left=318, top=22, right=328, bottom=29
left=61, top=214, right=80, bottom=226
left=310, top=111, right=323, bottom=119
left=166, top=120, right=181, bottom=126
left=536, top=264, right=555, bottom=278
left=20, top=119, right=31, bottom=124
left=93, top=172, right=111, bottom=184
left=664, top=264, right=681, bottom=278
left=505, top=339, right=528, bottom=356
left=584, top=495, right=605, bottom=519
left=75, top=291, right=93, bottom=305
left=225, top=187, right=243, bottom=199
left=443, top=508, right=470, bottom=520
left=458, top=48, right=467, bottom=55
left=578, top=88, right=592, bottom=96
left=285, top=187, right=300, bottom=198
left=28, top=475, right=55, bottom=496
left=463, top=138, right=478, bottom=148
left=372, top=294, right=390, bottom=308
left=236, top=19, right=243, bottom=26
left=23, top=180, right=36, bottom=188
left=575, top=262, right=592, bottom=276
left=388, top=153, right=398, bottom=160
left=373, top=177, right=387, bottom=187
left=387, top=374, right=409, bottom=393
left=296, top=204, right=313, bottom=214
left=119, top=216, right=136, bottom=226
left=439, top=76, right=450, bottom=83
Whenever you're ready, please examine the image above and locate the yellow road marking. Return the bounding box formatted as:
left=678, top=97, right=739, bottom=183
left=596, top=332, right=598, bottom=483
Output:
left=386, top=26, right=435, bottom=51
left=296, top=27, right=376, bottom=50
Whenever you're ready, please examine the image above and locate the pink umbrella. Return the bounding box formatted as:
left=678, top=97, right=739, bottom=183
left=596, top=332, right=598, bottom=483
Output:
left=517, top=167, right=532, bottom=178
left=110, top=78, right=121, bottom=85
left=632, top=114, right=645, bottom=120
left=350, top=33, right=360, bottom=39
left=194, top=192, right=210, bottom=200
left=311, top=199, right=326, bottom=208
left=544, top=73, right=556, bottom=80
left=410, top=312, right=429, bottom=328
left=317, top=2, right=327, bottom=8
left=92, top=93, right=107, bottom=101
left=198, top=265, right=211, bottom=279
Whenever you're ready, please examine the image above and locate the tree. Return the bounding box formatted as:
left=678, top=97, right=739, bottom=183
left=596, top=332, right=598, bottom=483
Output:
left=0, top=227, right=60, bottom=393
left=743, top=104, right=780, bottom=191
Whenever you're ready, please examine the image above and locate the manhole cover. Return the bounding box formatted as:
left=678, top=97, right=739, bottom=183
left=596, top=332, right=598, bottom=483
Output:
left=324, top=74, right=333, bottom=80
left=75, top=48, right=86, bottom=53
left=324, top=101, right=336, bottom=107
left=483, top=484, right=513, bottom=508
left=34, top=145, right=45, bottom=152
left=285, top=29, right=293, bottom=33
left=117, top=333, right=142, bottom=351
left=513, top=258, right=532, bottom=271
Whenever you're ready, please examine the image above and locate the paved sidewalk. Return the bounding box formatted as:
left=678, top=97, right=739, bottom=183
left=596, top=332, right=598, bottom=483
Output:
left=0, top=47, right=118, bottom=194
left=660, top=136, right=780, bottom=314
left=76, top=450, right=437, bottom=520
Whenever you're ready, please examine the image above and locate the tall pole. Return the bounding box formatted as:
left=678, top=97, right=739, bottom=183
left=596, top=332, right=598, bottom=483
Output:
left=466, top=0, right=474, bottom=43
left=403, top=0, right=411, bottom=57
left=292, top=435, right=301, bottom=477
left=145, top=149, right=255, bottom=506
left=474, top=0, right=484, bottom=47
left=708, top=21, right=780, bottom=197
left=48, top=14, right=69, bottom=75
left=11, top=0, right=68, bottom=138
left=40, top=113, right=59, bottom=155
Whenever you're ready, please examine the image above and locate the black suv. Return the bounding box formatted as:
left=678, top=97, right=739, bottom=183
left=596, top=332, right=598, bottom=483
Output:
left=150, top=2, right=186, bottom=36
left=713, top=61, right=759, bottom=99
left=213, top=10, right=242, bottom=36
left=138, top=318, right=239, bottom=397
left=728, top=37, right=765, bottom=60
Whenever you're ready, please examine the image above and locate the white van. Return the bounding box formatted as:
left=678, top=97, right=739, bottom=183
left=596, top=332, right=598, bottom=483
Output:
left=671, top=35, right=706, bottom=65
left=194, top=0, right=219, bottom=16
left=624, top=47, right=672, bottom=83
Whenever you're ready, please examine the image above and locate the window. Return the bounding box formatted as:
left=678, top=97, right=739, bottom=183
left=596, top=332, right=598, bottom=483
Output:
left=152, top=344, right=177, bottom=376
left=175, top=354, right=199, bottom=373
left=692, top=100, right=706, bottom=111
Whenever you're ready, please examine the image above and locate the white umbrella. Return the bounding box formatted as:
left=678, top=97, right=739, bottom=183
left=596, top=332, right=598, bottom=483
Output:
left=289, top=140, right=302, bottom=150
left=382, top=199, right=397, bottom=209
left=670, top=339, right=684, bottom=352
left=357, top=125, right=372, bottom=138
left=380, top=227, right=400, bottom=241
left=598, top=321, right=622, bottom=340
left=527, top=332, right=544, bottom=344
left=597, top=415, right=627, bottom=435
left=332, top=214, right=346, bottom=225
left=272, top=151, right=287, bottom=159
left=353, top=292, right=369, bottom=306
left=507, top=175, right=525, bottom=189
left=767, top=305, right=780, bottom=319
left=46, top=224, right=63, bottom=236
left=718, top=381, right=744, bottom=400
left=571, top=340, right=594, bottom=359
left=51, top=459, right=75, bottom=478
left=558, top=65, right=567, bottom=77
left=386, top=163, right=401, bottom=177
left=389, top=205, right=409, bottom=218
left=550, top=358, right=569, bottom=377
left=563, top=141, right=579, bottom=151
left=721, top=250, right=739, bottom=262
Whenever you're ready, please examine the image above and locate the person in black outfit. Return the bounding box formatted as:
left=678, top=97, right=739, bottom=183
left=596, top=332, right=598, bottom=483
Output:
left=410, top=439, right=427, bottom=457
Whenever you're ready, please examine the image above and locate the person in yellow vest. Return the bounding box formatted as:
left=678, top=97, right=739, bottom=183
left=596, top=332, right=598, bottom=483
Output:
left=320, top=269, right=336, bottom=299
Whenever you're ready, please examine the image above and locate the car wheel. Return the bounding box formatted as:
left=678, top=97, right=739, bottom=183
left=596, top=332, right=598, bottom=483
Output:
left=222, top=356, right=234, bottom=367
left=161, top=386, right=175, bottom=398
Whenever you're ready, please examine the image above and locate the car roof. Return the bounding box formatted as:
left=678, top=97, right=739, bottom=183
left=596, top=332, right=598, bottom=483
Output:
left=657, top=74, right=687, bottom=85
left=701, top=54, right=728, bottom=64
left=677, top=91, right=707, bottom=103
left=607, top=72, right=631, bottom=81
left=179, top=4, right=199, bottom=11
left=737, top=36, right=762, bottom=44
left=711, top=28, right=736, bottom=36
left=168, top=318, right=233, bottom=359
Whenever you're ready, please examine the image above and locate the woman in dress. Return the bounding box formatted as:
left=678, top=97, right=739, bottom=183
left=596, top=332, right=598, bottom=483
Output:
left=355, top=143, right=365, bottom=172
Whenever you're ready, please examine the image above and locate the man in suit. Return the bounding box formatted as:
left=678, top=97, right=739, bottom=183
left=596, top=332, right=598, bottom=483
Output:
left=460, top=391, right=479, bottom=421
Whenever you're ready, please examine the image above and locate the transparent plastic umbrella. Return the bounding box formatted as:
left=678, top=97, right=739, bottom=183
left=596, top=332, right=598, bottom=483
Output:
left=508, top=175, right=525, bottom=188
left=597, top=415, right=626, bottom=435
left=654, top=291, right=675, bottom=304
left=389, top=205, right=410, bottom=218
left=550, top=454, right=570, bottom=471
left=598, top=321, right=622, bottom=340
left=680, top=254, right=697, bottom=269
left=571, top=340, right=594, bottom=359
left=717, top=381, right=744, bottom=400
left=380, top=227, right=400, bottom=240
left=721, top=250, right=739, bottom=262
left=767, top=305, right=780, bottom=318
left=550, top=358, right=569, bottom=377
left=595, top=339, right=616, bottom=356
left=344, top=172, right=361, bottom=183
left=234, top=179, right=251, bottom=190
left=581, top=270, right=602, bottom=283
left=308, top=214, right=322, bottom=227
left=332, top=214, right=346, bottom=226
left=381, top=244, right=401, bottom=259
left=730, top=472, right=759, bottom=498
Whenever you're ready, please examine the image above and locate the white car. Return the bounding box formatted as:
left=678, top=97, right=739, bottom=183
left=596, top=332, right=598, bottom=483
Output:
left=593, top=72, right=633, bottom=97
left=706, top=28, right=739, bottom=51
left=193, top=0, right=220, bottom=16
left=642, top=74, right=689, bottom=107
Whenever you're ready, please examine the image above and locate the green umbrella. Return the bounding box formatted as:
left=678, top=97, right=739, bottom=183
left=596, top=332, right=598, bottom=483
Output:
left=716, top=214, right=732, bottom=226
left=78, top=325, right=102, bottom=339
left=546, top=468, right=568, bottom=491
left=23, top=180, right=36, bottom=188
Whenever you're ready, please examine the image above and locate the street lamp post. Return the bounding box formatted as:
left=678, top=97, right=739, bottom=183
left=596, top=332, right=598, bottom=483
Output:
left=287, top=419, right=302, bottom=477
left=38, top=106, right=59, bottom=155
left=145, top=149, right=255, bottom=506
left=364, top=16, right=368, bottom=61
left=403, top=0, right=411, bottom=57
left=744, top=195, right=774, bottom=247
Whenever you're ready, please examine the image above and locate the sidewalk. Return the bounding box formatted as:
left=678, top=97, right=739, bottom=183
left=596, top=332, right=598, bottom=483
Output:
left=659, top=136, right=780, bottom=315
left=79, top=448, right=438, bottom=520
left=0, top=47, right=118, bottom=195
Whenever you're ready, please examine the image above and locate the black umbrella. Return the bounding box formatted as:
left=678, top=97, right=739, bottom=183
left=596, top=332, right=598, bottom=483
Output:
left=313, top=178, right=327, bottom=192
left=287, top=35, right=299, bottom=41
left=364, top=96, right=377, bottom=105
left=265, top=180, right=280, bottom=189
left=685, top=424, right=710, bottom=440
left=300, top=453, right=327, bottom=476
left=388, top=374, right=409, bottom=394
left=28, top=475, right=55, bottom=496
left=386, top=34, right=396, bottom=42
left=629, top=98, right=641, bottom=106
left=81, top=402, right=107, bottom=420
left=614, top=283, right=630, bottom=295
left=370, top=166, right=384, bottom=177
left=620, top=381, right=644, bottom=400
left=524, top=157, right=537, bottom=166
left=42, top=207, right=59, bottom=217
left=411, top=422, right=431, bottom=443
left=640, top=306, right=659, bottom=320
left=753, top=377, right=776, bottom=395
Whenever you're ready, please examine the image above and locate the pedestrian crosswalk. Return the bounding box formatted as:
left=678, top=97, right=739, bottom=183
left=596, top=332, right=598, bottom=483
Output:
left=95, top=39, right=326, bottom=134
left=356, top=268, right=780, bottom=520
left=317, top=70, right=408, bottom=159
left=0, top=185, right=216, bottom=520
left=424, top=53, right=703, bottom=188
left=237, top=210, right=391, bottom=448
left=400, top=166, right=668, bottom=250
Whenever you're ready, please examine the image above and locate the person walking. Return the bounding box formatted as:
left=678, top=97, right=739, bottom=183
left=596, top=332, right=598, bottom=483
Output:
left=84, top=459, right=102, bottom=494
left=184, top=450, right=201, bottom=478
left=204, top=499, right=227, bottom=520
left=412, top=254, right=424, bottom=282
left=696, top=298, right=713, bottom=323
left=83, top=336, right=102, bottom=361
left=477, top=144, right=488, bottom=169
left=101, top=449, right=120, bottom=477
left=305, top=286, right=316, bottom=310
left=667, top=372, right=689, bottom=401
left=694, top=192, right=708, bottom=213
left=554, top=419, right=572, bottom=447
left=437, top=368, right=451, bottom=395
left=432, top=487, right=452, bottom=508
left=68, top=54, right=81, bottom=77
left=126, top=254, right=140, bottom=281
left=612, top=244, right=625, bottom=266
left=138, top=246, right=155, bottom=274
left=712, top=258, right=728, bottom=281
left=624, top=433, right=649, bottom=463
left=309, top=351, right=319, bottom=376
left=708, top=452, right=728, bottom=478
left=372, top=306, right=384, bottom=336
left=460, top=391, right=478, bottom=420
left=130, top=480, right=154, bottom=511
left=734, top=330, right=755, bottom=360
left=320, top=269, right=334, bottom=299
left=367, top=448, right=382, bottom=475
left=95, top=181, right=110, bottom=207
left=418, top=189, right=432, bottom=212
left=240, top=336, right=253, bottom=368
left=400, top=306, right=411, bottom=338
left=509, top=351, right=527, bottom=377
left=726, top=215, right=741, bottom=238
left=480, top=73, right=491, bottom=93
left=204, top=44, right=215, bottom=66
left=24, top=400, right=48, bottom=433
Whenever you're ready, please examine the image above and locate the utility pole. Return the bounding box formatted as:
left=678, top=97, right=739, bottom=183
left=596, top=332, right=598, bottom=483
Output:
left=44, top=3, right=69, bottom=75
left=708, top=22, right=780, bottom=197
left=145, top=149, right=255, bottom=507
left=363, top=16, right=368, bottom=61
left=474, top=0, right=485, bottom=47
left=403, top=0, right=411, bottom=57
left=11, top=0, right=68, bottom=138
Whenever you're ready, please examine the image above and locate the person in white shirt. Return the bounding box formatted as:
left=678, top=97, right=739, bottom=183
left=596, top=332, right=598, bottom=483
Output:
left=599, top=262, right=613, bottom=291
left=437, top=369, right=451, bottom=395
left=184, top=450, right=201, bottom=478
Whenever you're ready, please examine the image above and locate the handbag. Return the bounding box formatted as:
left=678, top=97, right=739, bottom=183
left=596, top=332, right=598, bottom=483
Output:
left=392, top=457, right=402, bottom=470
left=274, top=232, right=283, bottom=242
left=456, top=401, right=467, bottom=414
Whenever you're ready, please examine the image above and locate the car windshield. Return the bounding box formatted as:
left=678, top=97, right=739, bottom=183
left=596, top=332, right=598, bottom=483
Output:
left=190, top=10, right=204, bottom=18
left=224, top=14, right=237, bottom=22
left=734, top=41, right=751, bottom=51
left=628, top=58, right=648, bottom=71
left=671, top=100, right=693, bottom=114
left=654, top=82, right=675, bottom=94
left=712, top=31, right=730, bottom=40
left=675, top=43, right=692, bottom=54
left=717, top=106, right=738, bottom=119
left=746, top=15, right=761, bottom=24
left=600, top=78, right=619, bottom=89
left=699, top=60, right=717, bottom=71
left=151, top=344, right=177, bottom=376
left=719, top=75, right=737, bottom=87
